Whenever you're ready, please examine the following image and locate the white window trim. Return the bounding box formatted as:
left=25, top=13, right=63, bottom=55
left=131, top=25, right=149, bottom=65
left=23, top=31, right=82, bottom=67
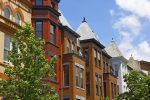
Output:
left=75, top=63, right=84, bottom=69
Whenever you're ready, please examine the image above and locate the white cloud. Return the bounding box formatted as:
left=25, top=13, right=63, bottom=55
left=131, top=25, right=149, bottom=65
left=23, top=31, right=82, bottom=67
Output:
left=113, top=0, right=150, bottom=61
left=109, top=9, right=115, bottom=16
left=114, top=15, right=141, bottom=35
left=115, top=0, right=150, bottom=20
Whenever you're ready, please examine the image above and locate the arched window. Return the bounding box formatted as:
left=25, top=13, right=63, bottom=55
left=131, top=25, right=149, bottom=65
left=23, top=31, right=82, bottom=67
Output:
left=15, top=13, right=21, bottom=25
left=4, top=7, right=12, bottom=19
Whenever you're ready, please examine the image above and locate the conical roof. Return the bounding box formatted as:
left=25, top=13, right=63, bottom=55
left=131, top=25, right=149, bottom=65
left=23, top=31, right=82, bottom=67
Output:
left=105, top=39, right=123, bottom=57
left=127, top=55, right=141, bottom=71
left=76, top=18, right=100, bottom=41
left=59, top=10, right=72, bottom=29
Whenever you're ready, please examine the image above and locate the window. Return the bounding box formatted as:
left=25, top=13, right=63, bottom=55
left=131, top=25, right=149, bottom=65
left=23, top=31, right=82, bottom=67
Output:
left=94, top=49, right=97, bottom=67
left=4, top=35, right=12, bottom=61
left=80, top=68, right=84, bottom=88
left=4, top=7, right=12, bottom=19
left=76, top=66, right=84, bottom=88
left=114, top=84, right=117, bottom=95
left=99, top=75, right=102, bottom=96
left=15, top=13, right=21, bottom=25
left=35, top=22, right=42, bottom=38
left=83, top=48, right=89, bottom=66
left=72, top=42, right=75, bottom=53
left=111, top=83, right=114, bottom=99
left=86, top=72, right=90, bottom=95
left=50, top=55, right=56, bottom=81
left=95, top=74, right=99, bottom=95
left=64, top=98, right=69, bottom=100
left=66, top=39, right=70, bottom=53
left=104, top=63, right=108, bottom=73
left=50, top=24, right=56, bottom=44
left=63, top=65, right=69, bottom=86
left=104, top=82, right=107, bottom=99
left=51, top=2, right=55, bottom=9
left=98, top=52, right=101, bottom=68
left=35, top=0, right=42, bottom=5
left=76, top=66, right=79, bottom=87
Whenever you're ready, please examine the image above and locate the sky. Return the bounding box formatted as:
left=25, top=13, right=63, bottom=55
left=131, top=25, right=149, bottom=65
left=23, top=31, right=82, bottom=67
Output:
left=59, top=0, right=150, bottom=61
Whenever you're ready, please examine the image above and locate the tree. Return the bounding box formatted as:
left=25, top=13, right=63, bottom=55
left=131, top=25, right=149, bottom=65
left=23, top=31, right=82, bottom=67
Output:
left=0, top=24, right=58, bottom=100
left=116, top=71, right=150, bottom=100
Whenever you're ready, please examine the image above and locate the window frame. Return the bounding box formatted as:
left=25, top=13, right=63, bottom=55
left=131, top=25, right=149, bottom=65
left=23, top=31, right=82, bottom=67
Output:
left=50, top=24, right=56, bottom=44
left=15, top=13, right=22, bottom=25
left=35, top=21, right=43, bottom=38
left=66, top=39, right=70, bottom=53
left=35, top=0, right=43, bottom=6
left=4, top=35, right=12, bottom=62
left=72, top=42, right=75, bottom=53
left=63, top=65, right=69, bottom=87
left=4, top=7, right=12, bottom=19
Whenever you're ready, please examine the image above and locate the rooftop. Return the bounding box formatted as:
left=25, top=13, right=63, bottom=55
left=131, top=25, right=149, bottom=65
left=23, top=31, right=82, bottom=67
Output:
left=76, top=17, right=100, bottom=42
left=105, top=39, right=123, bottom=58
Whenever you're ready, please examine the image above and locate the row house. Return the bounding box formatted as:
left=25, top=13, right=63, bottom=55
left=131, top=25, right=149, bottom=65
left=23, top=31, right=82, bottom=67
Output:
left=59, top=12, right=86, bottom=100
left=0, top=0, right=31, bottom=79
left=76, top=18, right=118, bottom=100
left=106, top=40, right=133, bottom=94
left=31, top=0, right=63, bottom=99
left=0, top=0, right=31, bottom=99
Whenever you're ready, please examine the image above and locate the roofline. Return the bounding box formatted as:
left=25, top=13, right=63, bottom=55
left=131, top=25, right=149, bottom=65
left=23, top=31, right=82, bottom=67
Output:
left=61, top=25, right=80, bottom=38
left=127, top=65, right=133, bottom=70
left=112, top=56, right=128, bottom=63
left=102, top=50, right=112, bottom=59
left=80, top=38, right=105, bottom=49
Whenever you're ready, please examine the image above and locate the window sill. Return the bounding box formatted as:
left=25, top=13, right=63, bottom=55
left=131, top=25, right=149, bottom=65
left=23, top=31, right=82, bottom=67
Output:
left=3, top=61, right=14, bottom=67
left=63, top=86, right=70, bottom=89
left=76, top=86, right=85, bottom=91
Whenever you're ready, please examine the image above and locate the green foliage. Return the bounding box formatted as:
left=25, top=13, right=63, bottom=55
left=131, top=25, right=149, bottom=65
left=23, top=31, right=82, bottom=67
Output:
left=0, top=24, right=58, bottom=100
left=106, top=96, right=109, bottom=100
left=116, top=71, right=150, bottom=100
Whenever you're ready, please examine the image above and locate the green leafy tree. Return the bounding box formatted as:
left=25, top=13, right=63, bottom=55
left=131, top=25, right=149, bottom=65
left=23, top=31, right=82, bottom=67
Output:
left=116, top=71, right=150, bottom=100
left=0, top=24, right=58, bottom=100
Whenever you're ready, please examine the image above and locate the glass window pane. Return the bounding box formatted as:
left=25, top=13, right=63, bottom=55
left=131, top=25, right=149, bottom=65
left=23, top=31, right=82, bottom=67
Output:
left=4, top=35, right=10, bottom=50
left=16, top=13, right=21, bottom=25
left=35, top=22, right=42, bottom=38
left=35, top=0, right=42, bottom=5
left=50, top=24, right=55, bottom=44
left=4, top=8, right=11, bottom=19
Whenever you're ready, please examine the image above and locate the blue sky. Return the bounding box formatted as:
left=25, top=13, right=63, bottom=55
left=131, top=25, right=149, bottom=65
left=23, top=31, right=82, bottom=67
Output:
left=59, top=0, right=150, bottom=61
left=59, top=0, right=118, bottom=45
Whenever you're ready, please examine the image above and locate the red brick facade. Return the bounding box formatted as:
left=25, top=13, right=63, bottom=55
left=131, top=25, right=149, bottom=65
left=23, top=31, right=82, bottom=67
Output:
left=31, top=0, right=62, bottom=99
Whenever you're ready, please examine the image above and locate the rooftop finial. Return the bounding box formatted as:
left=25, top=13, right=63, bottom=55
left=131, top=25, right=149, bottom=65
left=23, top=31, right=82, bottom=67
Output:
left=111, top=37, right=114, bottom=42
left=82, top=17, right=87, bottom=23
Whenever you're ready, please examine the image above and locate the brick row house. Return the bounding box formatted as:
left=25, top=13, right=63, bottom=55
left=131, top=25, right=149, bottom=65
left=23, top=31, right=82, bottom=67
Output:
left=77, top=19, right=118, bottom=100
left=0, top=0, right=119, bottom=100
left=59, top=12, right=86, bottom=100
left=31, top=0, right=63, bottom=99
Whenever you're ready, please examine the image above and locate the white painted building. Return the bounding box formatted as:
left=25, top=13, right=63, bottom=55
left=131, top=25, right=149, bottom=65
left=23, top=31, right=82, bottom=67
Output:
left=105, top=40, right=132, bottom=93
